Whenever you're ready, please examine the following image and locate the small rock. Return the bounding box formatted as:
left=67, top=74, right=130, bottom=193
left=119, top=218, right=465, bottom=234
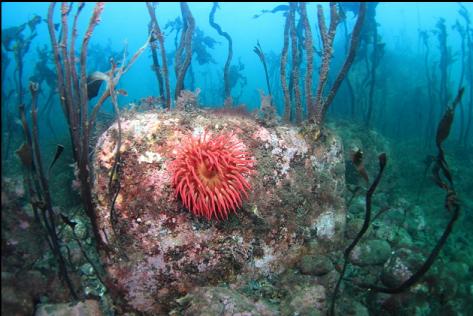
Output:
left=298, top=255, right=334, bottom=276
left=73, top=221, right=88, bottom=239
left=442, top=261, right=470, bottom=280
left=34, top=299, right=102, bottom=316
left=335, top=298, right=369, bottom=316
left=1, top=284, right=34, bottom=316
left=390, top=227, right=413, bottom=248
left=69, top=247, right=84, bottom=265
left=345, top=218, right=366, bottom=239
left=431, top=275, right=458, bottom=301
left=281, top=285, right=326, bottom=316
left=374, top=225, right=397, bottom=242
left=380, top=248, right=423, bottom=288
left=348, top=196, right=366, bottom=214
left=182, top=286, right=276, bottom=316
left=2, top=270, right=49, bottom=316
left=350, top=239, right=391, bottom=266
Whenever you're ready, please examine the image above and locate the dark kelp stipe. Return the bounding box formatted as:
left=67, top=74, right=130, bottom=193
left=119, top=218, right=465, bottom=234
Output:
left=16, top=83, right=77, bottom=298
left=330, top=87, right=464, bottom=315
left=12, top=2, right=151, bottom=302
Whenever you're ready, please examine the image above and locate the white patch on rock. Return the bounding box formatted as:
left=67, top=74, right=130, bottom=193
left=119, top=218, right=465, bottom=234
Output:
left=192, top=126, right=205, bottom=137
left=315, top=211, right=336, bottom=240
left=138, top=151, right=163, bottom=164
left=253, top=245, right=276, bottom=275
left=391, top=256, right=413, bottom=281
left=252, top=126, right=272, bottom=144
left=350, top=244, right=361, bottom=262
left=269, top=129, right=308, bottom=176
left=311, top=138, right=342, bottom=172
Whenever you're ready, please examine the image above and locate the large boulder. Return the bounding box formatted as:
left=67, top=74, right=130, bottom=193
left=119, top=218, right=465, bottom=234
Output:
left=93, top=109, right=346, bottom=313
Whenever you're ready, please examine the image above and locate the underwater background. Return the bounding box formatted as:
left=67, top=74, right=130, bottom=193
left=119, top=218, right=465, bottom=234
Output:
left=1, top=2, right=472, bottom=315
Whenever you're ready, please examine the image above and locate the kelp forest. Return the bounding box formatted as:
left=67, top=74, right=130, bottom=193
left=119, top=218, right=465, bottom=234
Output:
left=1, top=2, right=472, bottom=315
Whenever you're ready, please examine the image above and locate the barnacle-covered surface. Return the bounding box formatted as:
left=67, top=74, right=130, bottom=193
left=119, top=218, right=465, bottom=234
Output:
left=93, top=108, right=345, bottom=313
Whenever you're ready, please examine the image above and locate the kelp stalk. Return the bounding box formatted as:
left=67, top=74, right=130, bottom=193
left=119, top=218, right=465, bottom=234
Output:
left=360, top=88, right=464, bottom=294
left=315, top=3, right=366, bottom=125
left=253, top=42, right=272, bottom=98
left=149, top=22, right=164, bottom=101
left=300, top=2, right=313, bottom=118
left=209, top=2, right=233, bottom=102
left=436, top=18, right=449, bottom=113
left=289, top=2, right=302, bottom=124
left=280, top=11, right=291, bottom=121
left=329, top=152, right=387, bottom=316
left=146, top=2, right=171, bottom=109
left=313, top=3, right=339, bottom=121
left=365, top=24, right=379, bottom=127
left=340, top=13, right=357, bottom=118
left=2, top=16, right=38, bottom=162
left=174, top=2, right=195, bottom=100
left=48, top=2, right=104, bottom=246
left=17, top=83, right=77, bottom=298
left=458, top=4, right=473, bottom=146
left=420, top=30, right=437, bottom=147
left=48, top=2, right=148, bottom=249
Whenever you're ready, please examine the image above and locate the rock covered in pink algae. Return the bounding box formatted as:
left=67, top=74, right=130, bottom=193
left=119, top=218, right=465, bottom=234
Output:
left=92, top=108, right=346, bottom=314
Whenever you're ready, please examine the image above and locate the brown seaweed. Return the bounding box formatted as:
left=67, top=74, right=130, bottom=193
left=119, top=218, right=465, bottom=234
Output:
left=209, top=2, right=233, bottom=101
left=330, top=152, right=387, bottom=316
left=436, top=87, right=464, bottom=146
left=86, top=72, right=105, bottom=100
left=352, top=148, right=369, bottom=183
left=253, top=41, right=272, bottom=98
left=356, top=88, right=464, bottom=295
left=16, top=142, right=33, bottom=169
left=48, top=144, right=64, bottom=174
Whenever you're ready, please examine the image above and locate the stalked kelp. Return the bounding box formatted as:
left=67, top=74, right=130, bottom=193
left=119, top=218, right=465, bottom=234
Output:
left=418, top=12, right=466, bottom=149
left=360, top=88, right=464, bottom=293
left=330, top=88, right=464, bottom=314
left=228, top=59, right=248, bottom=104
left=280, top=5, right=291, bottom=122
left=1, top=15, right=41, bottom=166
left=338, top=5, right=356, bottom=119
left=1, top=2, right=472, bottom=314
left=146, top=2, right=171, bottom=109
left=14, top=79, right=109, bottom=304
left=16, top=82, right=76, bottom=298
left=190, top=27, right=218, bottom=90
left=2, top=14, right=41, bottom=107
left=330, top=151, right=387, bottom=316
left=419, top=28, right=438, bottom=147
left=288, top=2, right=303, bottom=124
left=436, top=19, right=451, bottom=115
left=299, top=3, right=313, bottom=119
left=362, top=3, right=383, bottom=127
left=47, top=2, right=106, bottom=248
left=456, top=4, right=473, bottom=147
left=30, top=45, right=58, bottom=140
left=47, top=1, right=149, bottom=252
left=422, top=17, right=455, bottom=147
left=174, top=2, right=195, bottom=100
left=253, top=42, right=272, bottom=99
left=209, top=2, right=233, bottom=106
left=168, top=8, right=219, bottom=104
left=279, top=3, right=366, bottom=126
